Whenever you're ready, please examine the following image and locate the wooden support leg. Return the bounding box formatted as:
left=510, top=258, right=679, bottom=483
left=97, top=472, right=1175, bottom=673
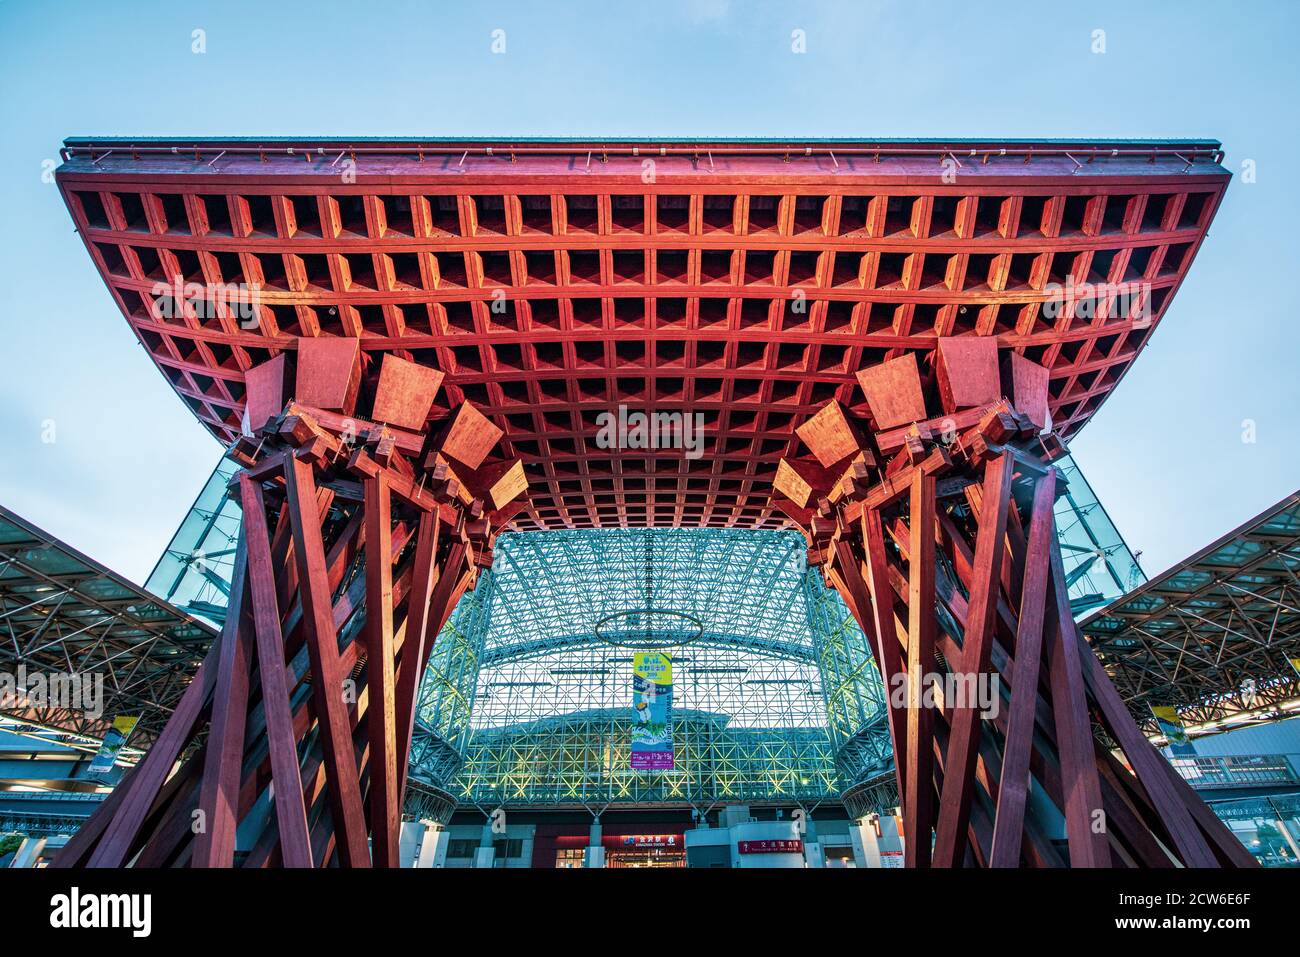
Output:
left=56, top=383, right=523, bottom=869
left=192, top=536, right=255, bottom=867
left=240, top=474, right=314, bottom=868
left=363, top=474, right=400, bottom=867
left=285, top=456, right=372, bottom=868
left=778, top=397, right=1253, bottom=869
left=903, top=469, right=937, bottom=868
left=395, top=510, right=440, bottom=796
left=933, top=452, right=1013, bottom=866
left=988, top=468, right=1056, bottom=866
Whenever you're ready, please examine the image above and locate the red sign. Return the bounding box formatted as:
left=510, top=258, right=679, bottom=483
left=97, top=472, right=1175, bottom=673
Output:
left=737, top=839, right=804, bottom=854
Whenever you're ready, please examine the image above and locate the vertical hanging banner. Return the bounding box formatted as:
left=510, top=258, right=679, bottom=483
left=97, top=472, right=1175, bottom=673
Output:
left=1151, top=705, right=1196, bottom=757
left=631, top=652, right=674, bottom=770
left=88, top=715, right=139, bottom=776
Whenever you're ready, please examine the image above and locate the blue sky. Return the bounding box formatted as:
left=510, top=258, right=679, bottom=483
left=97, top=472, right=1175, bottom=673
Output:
left=0, top=0, right=1295, bottom=583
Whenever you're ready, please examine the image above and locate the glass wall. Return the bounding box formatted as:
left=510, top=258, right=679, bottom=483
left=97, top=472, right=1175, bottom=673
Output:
left=1204, top=795, right=1300, bottom=867
left=143, top=451, right=1150, bottom=811
left=144, top=457, right=241, bottom=627
left=1052, top=454, right=1146, bottom=617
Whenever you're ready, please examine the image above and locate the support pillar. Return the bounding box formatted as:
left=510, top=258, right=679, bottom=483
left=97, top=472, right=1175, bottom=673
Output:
left=414, top=822, right=443, bottom=868
left=474, top=821, right=496, bottom=869
left=774, top=383, right=1257, bottom=869
left=584, top=818, right=605, bottom=868
left=9, top=836, right=47, bottom=868
left=54, top=347, right=527, bottom=869
left=857, top=811, right=905, bottom=868
left=801, top=812, right=823, bottom=868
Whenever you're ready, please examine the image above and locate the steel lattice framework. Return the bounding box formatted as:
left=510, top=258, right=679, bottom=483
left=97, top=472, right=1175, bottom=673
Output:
left=409, top=527, right=887, bottom=809
left=1082, top=492, right=1300, bottom=732
left=0, top=506, right=213, bottom=750
left=135, top=456, right=1134, bottom=816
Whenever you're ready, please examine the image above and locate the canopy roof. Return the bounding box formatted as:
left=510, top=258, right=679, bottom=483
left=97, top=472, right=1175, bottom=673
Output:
left=1082, top=493, right=1300, bottom=730
left=0, top=506, right=213, bottom=748
left=56, top=135, right=1229, bottom=530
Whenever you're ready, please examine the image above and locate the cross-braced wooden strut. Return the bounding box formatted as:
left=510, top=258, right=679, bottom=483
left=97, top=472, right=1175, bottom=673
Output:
left=772, top=344, right=1255, bottom=868
left=54, top=342, right=527, bottom=867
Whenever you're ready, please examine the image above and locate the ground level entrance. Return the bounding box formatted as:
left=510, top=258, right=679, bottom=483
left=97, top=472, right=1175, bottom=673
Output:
left=545, top=827, right=688, bottom=868
left=435, top=807, right=866, bottom=868
left=605, top=839, right=687, bottom=868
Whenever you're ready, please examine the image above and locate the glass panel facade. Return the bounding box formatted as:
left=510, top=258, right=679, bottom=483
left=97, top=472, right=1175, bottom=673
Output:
left=1200, top=795, right=1300, bottom=867
left=144, top=450, right=1150, bottom=810
left=1052, top=454, right=1146, bottom=616
left=143, top=457, right=241, bottom=627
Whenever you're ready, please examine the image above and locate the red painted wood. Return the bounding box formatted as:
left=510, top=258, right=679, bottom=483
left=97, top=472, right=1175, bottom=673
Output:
left=192, top=536, right=254, bottom=867
left=362, top=473, right=400, bottom=867
left=87, top=636, right=222, bottom=866
left=55, top=140, right=1228, bottom=532
left=903, top=469, right=937, bottom=868
left=856, top=353, right=927, bottom=430
left=1005, top=352, right=1050, bottom=429
left=372, top=353, right=444, bottom=430
left=243, top=353, right=287, bottom=433
left=394, top=509, right=440, bottom=795
left=838, top=531, right=905, bottom=804
left=1043, top=518, right=1111, bottom=868
left=1080, top=637, right=1221, bottom=867
left=239, top=473, right=314, bottom=868
left=932, top=452, right=1013, bottom=866
left=935, top=336, right=1000, bottom=413
left=421, top=542, right=471, bottom=671
left=988, top=468, right=1057, bottom=867
left=439, top=403, right=504, bottom=471
left=295, top=336, right=361, bottom=412
left=284, top=456, right=372, bottom=868
left=796, top=400, right=860, bottom=468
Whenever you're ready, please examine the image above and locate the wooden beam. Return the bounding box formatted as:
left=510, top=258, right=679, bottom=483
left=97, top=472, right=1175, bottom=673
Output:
left=1043, top=514, right=1110, bottom=867
left=284, top=455, right=371, bottom=867
left=395, top=510, right=441, bottom=795
left=238, top=473, right=314, bottom=868
left=362, top=473, right=400, bottom=867
left=933, top=452, right=1013, bottom=866
left=903, top=468, right=937, bottom=867
left=192, top=535, right=254, bottom=867
left=87, top=636, right=223, bottom=866
left=859, top=510, right=910, bottom=801
left=988, top=467, right=1057, bottom=866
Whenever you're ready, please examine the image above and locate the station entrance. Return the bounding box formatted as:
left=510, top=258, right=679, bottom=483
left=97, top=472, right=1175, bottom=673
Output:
left=604, top=836, right=687, bottom=869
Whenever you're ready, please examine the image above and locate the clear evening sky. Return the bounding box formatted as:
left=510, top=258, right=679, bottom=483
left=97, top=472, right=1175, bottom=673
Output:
left=0, top=0, right=1295, bottom=583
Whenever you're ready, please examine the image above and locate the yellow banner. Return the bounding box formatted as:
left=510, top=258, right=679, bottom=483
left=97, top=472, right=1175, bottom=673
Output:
left=633, top=652, right=672, bottom=686
left=111, top=715, right=139, bottom=736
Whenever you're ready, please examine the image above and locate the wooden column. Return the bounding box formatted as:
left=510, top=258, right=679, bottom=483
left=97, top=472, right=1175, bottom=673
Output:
left=772, top=391, right=1255, bottom=870
left=56, top=352, right=525, bottom=869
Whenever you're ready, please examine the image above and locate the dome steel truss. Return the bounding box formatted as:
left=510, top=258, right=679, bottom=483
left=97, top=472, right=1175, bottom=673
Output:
left=138, top=457, right=1140, bottom=819
left=410, top=527, right=889, bottom=810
